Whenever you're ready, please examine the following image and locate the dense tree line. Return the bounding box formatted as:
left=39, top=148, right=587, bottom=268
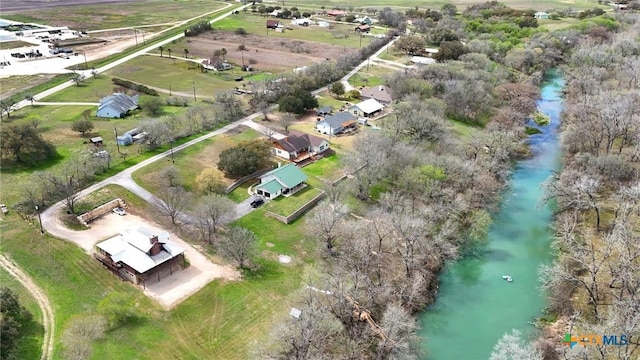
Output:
left=111, top=78, right=158, bottom=96
left=538, top=18, right=640, bottom=360
left=0, top=288, right=33, bottom=360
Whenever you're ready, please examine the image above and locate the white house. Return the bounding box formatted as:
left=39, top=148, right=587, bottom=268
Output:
left=272, top=130, right=329, bottom=162
left=255, top=163, right=308, bottom=199
left=348, top=98, right=384, bottom=118
left=95, top=227, right=186, bottom=286
left=315, top=112, right=357, bottom=136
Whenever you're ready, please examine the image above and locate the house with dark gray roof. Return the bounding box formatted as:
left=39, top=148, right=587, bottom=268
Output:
left=96, top=93, right=139, bottom=118
left=315, top=112, right=357, bottom=136
left=273, top=130, right=329, bottom=162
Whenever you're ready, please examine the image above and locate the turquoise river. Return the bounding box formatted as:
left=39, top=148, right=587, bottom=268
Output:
left=419, top=72, right=565, bottom=359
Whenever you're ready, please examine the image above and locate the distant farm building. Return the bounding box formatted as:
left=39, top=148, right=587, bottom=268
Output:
left=355, top=24, right=371, bottom=33
left=266, top=20, right=281, bottom=29
left=96, top=93, right=139, bottom=119
left=326, top=10, right=346, bottom=16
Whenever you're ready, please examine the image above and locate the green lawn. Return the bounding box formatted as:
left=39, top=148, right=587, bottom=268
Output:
left=263, top=186, right=323, bottom=217
left=302, top=152, right=343, bottom=187
left=132, top=128, right=261, bottom=197
left=1, top=74, right=73, bottom=102
left=214, top=13, right=369, bottom=48
left=0, top=40, right=35, bottom=50
left=449, top=118, right=480, bottom=138
left=41, top=75, right=116, bottom=102
left=106, top=55, right=240, bottom=98
left=348, top=64, right=393, bottom=87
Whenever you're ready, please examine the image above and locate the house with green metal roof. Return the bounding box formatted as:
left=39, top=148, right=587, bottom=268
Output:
left=255, top=163, right=308, bottom=199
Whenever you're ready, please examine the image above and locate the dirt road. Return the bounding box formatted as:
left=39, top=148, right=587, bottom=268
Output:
left=0, top=254, right=54, bottom=360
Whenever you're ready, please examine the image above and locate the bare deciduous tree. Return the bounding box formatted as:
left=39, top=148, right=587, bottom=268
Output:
left=154, top=186, right=192, bottom=225
left=218, top=227, right=258, bottom=269
left=194, top=194, right=235, bottom=244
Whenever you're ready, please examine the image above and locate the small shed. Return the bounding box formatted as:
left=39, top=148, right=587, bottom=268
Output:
left=355, top=24, right=371, bottom=33
left=317, top=21, right=330, bottom=28
left=316, top=105, right=333, bottom=116
left=117, top=134, right=133, bottom=146
left=90, top=136, right=104, bottom=147
left=266, top=20, right=280, bottom=29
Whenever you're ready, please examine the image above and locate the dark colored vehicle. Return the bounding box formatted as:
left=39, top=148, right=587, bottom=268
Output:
left=250, top=198, right=264, bottom=208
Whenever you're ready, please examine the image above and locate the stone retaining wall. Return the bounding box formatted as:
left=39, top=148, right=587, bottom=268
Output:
left=77, top=198, right=127, bottom=228
left=265, top=191, right=325, bottom=224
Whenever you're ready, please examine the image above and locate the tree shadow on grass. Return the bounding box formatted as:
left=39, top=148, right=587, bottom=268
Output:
left=0, top=151, right=65, bottom=174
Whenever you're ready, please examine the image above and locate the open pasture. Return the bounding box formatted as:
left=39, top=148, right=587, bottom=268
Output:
left=2, top=0, right=227, bottom=30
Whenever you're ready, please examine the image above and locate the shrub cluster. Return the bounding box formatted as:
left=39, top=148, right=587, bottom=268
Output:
left=111, top=78, right=158, bottom=96
left=184, top=21, right=211, bottom=37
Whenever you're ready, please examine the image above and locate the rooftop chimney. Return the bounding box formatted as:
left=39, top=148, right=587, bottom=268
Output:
left=149, top=235, right=162, bottom=256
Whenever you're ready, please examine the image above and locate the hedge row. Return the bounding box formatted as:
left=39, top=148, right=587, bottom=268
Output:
left=111, top=77, right=158, bottom=96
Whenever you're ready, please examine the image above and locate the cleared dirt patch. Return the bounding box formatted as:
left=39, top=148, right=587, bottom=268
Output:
left=184, top=32, right=358, bottom=72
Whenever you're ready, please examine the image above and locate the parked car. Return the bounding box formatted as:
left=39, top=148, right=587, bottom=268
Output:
left=112, top=207, right=126, bottom=216
left=250, top=198, right=264, bottom=208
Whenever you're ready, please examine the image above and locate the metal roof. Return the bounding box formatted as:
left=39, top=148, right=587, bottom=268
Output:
left=98, top=93, right=139, bottom=115
left=350, top=98, right=384, bottom=114
left=256, top=179, right=283, bottom=195
left=96, top=227, right=184, bottom=274
left=318, top=112, right=357, bottom=129
left=260, top=163, right=307, bottom=189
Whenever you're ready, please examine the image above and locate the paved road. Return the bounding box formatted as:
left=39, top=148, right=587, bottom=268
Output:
left=32, top=101, right=100, bottom=106
left=340, top=37, right=399, bottom=91
left=0, top=254, right=55, bottom=360
left=14, top=2, right=240, bottom=109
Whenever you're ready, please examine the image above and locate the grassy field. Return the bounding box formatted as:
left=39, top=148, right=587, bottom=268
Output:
left=105, top=55, right=242, bottom=97
left=0, top=40, right=35, bottom=50
left=41, top=75, right=116, bottom=102
left=214, top=12, right=371, bottom=48
left=1, top=74, right=73, bottom=102
left=348, top=63, right=392, bottom=87
left=131, top=127, right=261, bottom=196
left=2, top=0, right=230, bottom=30
left=280, top=0, right=608, bottom=11
left=263, top=186, right=323, bottom=216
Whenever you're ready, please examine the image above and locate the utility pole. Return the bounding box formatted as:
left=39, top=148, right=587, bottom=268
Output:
left=35, top=205, right=44, bottom=234
left=134, top=29, right=138, bottom=46
left=169, top=138, right=175, bottom=163
left=192, top=81, right=197, bottom=102
left=114, top=126, right=120, bottom=154
left=169, top=85, right=172, bottom=96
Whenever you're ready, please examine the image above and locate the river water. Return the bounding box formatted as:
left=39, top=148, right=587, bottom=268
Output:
left=418, top=72, right=565, bottom=359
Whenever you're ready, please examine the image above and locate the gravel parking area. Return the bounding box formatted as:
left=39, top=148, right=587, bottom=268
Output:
left=70, top=212, right=239, bottom=309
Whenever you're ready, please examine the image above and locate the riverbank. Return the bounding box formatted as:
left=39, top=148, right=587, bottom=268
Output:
left=418, top=72, right=565, bottom=359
